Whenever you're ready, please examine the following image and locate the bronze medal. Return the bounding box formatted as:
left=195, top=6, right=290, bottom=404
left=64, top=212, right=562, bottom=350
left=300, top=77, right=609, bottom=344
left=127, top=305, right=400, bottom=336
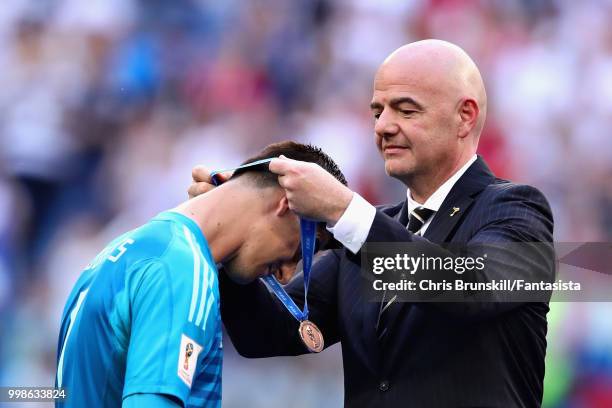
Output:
left=298, top=320, right=324, bottom=353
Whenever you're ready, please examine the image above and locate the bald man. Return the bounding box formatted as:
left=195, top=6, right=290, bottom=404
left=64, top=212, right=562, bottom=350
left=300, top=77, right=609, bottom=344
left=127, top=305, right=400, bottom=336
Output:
left=192, top=40, right=554, bottom=407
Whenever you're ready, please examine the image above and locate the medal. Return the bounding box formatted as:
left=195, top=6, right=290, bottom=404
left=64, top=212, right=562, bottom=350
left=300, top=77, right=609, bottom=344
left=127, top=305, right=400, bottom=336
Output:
left=298, top=320, right=324, bottom=353
left=211, top=158, right=325, bottom=353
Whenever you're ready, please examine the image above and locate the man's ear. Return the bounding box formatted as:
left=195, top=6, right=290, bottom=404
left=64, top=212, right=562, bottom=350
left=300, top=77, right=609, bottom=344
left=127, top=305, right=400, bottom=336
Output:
left=275, top=195, right=290, bottom=217
left=458, top=98, right=479, bottom=138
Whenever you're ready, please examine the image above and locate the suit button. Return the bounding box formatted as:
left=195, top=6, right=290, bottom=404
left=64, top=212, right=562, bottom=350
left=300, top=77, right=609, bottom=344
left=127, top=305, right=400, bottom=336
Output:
left=379, top=380, right=390, bottom=392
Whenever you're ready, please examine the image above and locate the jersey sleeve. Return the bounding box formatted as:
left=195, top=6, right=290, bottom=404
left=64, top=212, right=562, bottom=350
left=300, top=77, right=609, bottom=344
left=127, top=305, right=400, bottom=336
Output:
left=122, top=258, right=219, bottom=406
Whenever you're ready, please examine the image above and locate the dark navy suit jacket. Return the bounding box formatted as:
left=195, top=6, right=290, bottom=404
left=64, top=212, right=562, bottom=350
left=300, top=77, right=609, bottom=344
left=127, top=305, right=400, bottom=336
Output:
left=220, top=157, right=554, bottom=407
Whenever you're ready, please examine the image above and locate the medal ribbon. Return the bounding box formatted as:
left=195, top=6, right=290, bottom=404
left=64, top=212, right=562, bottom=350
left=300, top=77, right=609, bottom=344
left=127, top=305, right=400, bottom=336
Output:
left=210, top=158, right=316, bottom=322
left=210, top=158, right=275, bottom=186
left=261, top=218, right=316, bottom=322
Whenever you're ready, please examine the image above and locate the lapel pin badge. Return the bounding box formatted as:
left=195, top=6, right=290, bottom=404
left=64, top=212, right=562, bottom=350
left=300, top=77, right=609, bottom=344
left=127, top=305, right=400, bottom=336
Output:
left=450, top=207, right=460, bottom=217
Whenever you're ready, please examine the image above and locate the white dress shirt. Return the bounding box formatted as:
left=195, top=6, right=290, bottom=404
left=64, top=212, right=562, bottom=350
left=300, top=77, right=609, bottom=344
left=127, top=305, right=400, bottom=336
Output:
left=328, top=155, right=477, bottom=253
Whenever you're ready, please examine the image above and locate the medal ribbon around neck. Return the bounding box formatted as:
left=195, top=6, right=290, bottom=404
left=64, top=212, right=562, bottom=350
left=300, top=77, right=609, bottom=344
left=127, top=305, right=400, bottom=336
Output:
left=210, top=158, right=317, bottom=323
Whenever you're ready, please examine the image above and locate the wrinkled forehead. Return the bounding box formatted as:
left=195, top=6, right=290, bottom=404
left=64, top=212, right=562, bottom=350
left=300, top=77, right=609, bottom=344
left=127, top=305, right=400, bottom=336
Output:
left=372, top=67, right=435, bottom=105
left=372, top=59, right=458, bottom=106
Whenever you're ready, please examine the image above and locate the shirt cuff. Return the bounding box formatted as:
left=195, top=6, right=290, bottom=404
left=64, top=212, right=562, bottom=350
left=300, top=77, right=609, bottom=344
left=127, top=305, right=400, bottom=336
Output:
left=326, top=193, right=376, bottom=254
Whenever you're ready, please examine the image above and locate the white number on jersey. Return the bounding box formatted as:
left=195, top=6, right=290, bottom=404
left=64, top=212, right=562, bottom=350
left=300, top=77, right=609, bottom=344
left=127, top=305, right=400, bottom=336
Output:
left=85, top=238, right=135, bottom=270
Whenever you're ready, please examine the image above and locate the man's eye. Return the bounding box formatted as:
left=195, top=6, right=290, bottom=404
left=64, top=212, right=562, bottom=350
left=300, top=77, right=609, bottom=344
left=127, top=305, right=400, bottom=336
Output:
left=401, top=110, right=416, bottom=116
left=373, top=113, right=381, bottom=120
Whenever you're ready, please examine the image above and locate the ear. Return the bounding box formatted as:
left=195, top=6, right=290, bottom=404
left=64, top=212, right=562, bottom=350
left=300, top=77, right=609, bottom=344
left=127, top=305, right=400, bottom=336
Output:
left=274, top=195, right=290, bottom=217
left=458, top=98, right=479, bottom=139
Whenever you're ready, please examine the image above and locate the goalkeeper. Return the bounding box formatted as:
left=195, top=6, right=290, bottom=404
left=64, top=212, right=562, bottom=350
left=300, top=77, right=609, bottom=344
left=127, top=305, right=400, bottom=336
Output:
left=55, top=141, right=346, bottom=408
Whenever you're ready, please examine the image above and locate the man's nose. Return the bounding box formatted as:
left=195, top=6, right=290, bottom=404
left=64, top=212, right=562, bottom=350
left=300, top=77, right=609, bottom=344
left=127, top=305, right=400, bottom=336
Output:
left=374, top=109, right=400, bottom=137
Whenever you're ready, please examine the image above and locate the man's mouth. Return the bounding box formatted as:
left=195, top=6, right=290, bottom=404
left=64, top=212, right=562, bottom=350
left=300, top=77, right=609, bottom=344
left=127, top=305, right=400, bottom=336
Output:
left=383, top=145, right=409, bottom=154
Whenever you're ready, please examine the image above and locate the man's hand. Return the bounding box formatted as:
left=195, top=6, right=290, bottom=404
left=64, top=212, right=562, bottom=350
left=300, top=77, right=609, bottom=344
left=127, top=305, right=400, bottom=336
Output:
left=269, top=156, right=353, bottom=225
left=187, top=166, right=231, bottom=198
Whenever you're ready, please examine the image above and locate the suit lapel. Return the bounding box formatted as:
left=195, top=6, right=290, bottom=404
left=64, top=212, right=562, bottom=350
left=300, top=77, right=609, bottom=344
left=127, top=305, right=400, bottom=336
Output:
left=378, top=156, right=496, bottom=374
left=396, top=199, right=410, bottom=226
left=423, top=195, right=474, bottom=243
left=425, top=156, right=495, bottom=243
left=376, top=194, right=408, bottom=347
left=361, top=201, right=407, bottom=369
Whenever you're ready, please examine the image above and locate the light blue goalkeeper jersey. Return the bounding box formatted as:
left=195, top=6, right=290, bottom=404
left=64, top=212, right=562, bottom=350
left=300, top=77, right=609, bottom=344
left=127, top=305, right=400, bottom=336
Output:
left=55, top=211, right=222, bottom=407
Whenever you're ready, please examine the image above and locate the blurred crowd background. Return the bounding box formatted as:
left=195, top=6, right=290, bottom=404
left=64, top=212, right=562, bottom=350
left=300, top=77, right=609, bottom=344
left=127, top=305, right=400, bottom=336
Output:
left=0, top=0, right=611, bottom=406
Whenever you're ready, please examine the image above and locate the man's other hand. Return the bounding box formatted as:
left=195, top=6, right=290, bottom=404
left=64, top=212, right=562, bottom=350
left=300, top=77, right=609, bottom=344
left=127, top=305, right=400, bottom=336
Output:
left=187, top=165, right=231, bottom=198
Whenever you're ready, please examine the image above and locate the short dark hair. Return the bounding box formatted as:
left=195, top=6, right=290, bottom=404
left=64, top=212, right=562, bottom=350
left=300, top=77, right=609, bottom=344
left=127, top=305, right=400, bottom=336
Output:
left=231, top=141, right=347, bottom=187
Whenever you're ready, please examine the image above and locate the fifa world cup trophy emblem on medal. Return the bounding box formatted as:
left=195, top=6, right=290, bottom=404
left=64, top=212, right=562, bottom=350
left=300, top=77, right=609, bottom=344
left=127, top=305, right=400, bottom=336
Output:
left=298, top=320, right=324, bottom=353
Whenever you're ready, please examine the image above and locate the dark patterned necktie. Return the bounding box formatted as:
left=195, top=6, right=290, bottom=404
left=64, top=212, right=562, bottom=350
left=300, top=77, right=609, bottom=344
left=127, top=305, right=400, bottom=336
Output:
left=407, top=206, right=435, bottom=234
left=376, top=206, right=435, bottom=341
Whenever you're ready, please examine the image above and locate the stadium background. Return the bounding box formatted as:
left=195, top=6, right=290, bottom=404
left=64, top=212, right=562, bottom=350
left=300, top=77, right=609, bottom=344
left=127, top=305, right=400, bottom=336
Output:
left=0, top=0, right=611, bottom=406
